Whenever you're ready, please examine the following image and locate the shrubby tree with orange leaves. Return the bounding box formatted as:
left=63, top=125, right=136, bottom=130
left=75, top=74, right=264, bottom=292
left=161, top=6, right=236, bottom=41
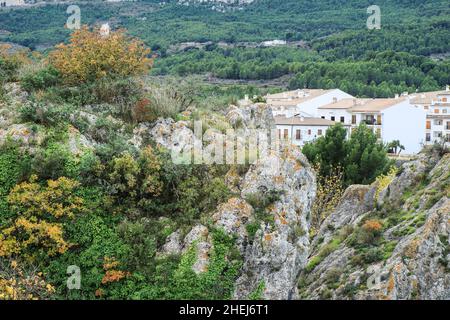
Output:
left=49, top=26, right=153, bottom=85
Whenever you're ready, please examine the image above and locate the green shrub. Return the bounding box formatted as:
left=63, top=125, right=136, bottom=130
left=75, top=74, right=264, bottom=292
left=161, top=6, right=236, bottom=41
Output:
left=31, top=143, right=78, bottom=180
left=21, top=65, right=60, bottom=92
left=19, top=101, right=74, bottom=127
left=0, top=140, right=31, bottom=227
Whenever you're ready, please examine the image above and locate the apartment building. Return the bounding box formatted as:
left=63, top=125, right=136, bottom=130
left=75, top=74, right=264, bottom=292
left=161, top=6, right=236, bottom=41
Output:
left=274, top=115, right=348, bottom=147
left=410, top=86, right=450, bottom=147
left=318, top=97, right=427, bottom=154
left=266, top=88, right=354, bottom=118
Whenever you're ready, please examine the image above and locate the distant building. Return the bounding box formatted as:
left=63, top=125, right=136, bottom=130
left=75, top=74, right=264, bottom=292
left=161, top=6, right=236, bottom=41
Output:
left=410, top=86, right=450, bottom=147
left=266, top=88, right=354, bottom=118
left=274, top=115, right=349, bottom=147
left=318, top=97, right=427, bottom=154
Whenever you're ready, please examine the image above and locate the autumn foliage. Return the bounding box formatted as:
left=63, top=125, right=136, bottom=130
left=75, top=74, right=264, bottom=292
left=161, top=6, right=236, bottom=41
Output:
left=0, top=259, right=55, bottom=300
left=49, top=26, right=153, bottom=85
left=0, top=176, right=84, bottom=259
left=362, top=219, right=383, bottom=233
left=100, top=257, right=129, bottom=286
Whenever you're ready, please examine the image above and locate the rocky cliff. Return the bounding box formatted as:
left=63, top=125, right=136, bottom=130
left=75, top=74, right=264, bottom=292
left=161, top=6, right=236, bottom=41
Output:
left=299, top=150, right=449, bottom=300
left=147, top=103, right=317, bottom=299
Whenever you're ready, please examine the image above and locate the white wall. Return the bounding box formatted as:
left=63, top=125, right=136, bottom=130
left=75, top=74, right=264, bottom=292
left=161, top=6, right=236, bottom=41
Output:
left=318, top=108, right=352, bottom=125
left=276, top=124, right=331, bottom=147
left=3, top=0, right=24, bottom=6
left=382, top=100, right=427, bottom=154
left=301, top=89, right=354, bottom=117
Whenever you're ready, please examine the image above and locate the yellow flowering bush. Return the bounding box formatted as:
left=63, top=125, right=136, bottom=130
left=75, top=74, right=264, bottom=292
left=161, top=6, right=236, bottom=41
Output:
left=375, top=166, right=398, bottom=201
left=0, top=176, right=84, bottom=259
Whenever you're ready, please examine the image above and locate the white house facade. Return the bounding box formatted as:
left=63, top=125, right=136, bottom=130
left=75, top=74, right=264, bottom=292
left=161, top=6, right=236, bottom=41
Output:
left=274, top=116, right=349, bottom=147
left=410, top=86, right=450, bottom=147
left=318, top=97, right=427, bottom=154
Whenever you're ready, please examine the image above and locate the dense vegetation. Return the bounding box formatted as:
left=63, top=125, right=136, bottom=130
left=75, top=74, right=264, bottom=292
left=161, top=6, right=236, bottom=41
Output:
left=0, top=28, right=244, bottom=299
left=0, top=0, right=449, bottom=97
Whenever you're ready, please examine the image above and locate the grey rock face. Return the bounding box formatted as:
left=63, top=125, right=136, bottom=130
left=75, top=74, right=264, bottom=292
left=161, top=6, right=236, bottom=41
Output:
left=312, top=185, right=373, bottom=250
left=156, top=103, right=317, bottom=299
left=234, top=144, right=316, bottom=300
left=226, top=103, right=275, bottom=130
left=300, top=150, right=449, bottom=300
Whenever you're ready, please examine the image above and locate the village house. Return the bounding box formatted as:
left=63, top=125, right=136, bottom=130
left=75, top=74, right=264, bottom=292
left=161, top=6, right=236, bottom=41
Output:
left=267, top=88, right=428, bottom=154
left=318, top=97, right=427, bottom=154
left=409, top=86, right=450, bottom=147
left=266, top=88, right=354, bottom=118
left=274, top=115, right=349, bottom=147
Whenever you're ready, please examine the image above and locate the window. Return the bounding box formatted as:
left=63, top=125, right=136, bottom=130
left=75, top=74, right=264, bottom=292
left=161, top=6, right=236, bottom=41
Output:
left=442, top=97, right=448, bottom=102
left=352, top=115, right=356, bottom=124
left=278, top=129, right=281, bottom=139
left=433, top=131, right=442, bottom=138
left=340, top=116, right=345, bottom=123
left=321, top=116, right=325, bottom=119
left=296, top=129, right=301, bottom=140
left=426, top=121, right=431, bottom=130
left=424, top=106, right=429, bottom=110
left=426, top=133, right=431, bottom=142
left=377, top=115, right=382, bottom=125
left=434, top=109, right=439, bottom=114
left=331, top=116, right=335, bottom=121
left=284, top=129, right=289, bottom=139
left=308, top=129, right=311, bottom=135
left=376, top=128, right=381, bottom=138
left=447, top=122, right=450, bottom=130
left=443, top=109, right=447, bottom=114
left=446, top=134, right=450, bottom=143
left=435, top=119, right=443, bottom=126
left=318, top=129, right=323, bottom=136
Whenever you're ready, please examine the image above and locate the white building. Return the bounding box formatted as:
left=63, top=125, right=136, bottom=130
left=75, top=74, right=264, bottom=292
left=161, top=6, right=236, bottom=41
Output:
left=409, top=86, right=450, bottom=147
left=0, top=0, right=25, bottom=7
left=274, top=115, right=349, bottom=147
left=318, top=97, right=427, bottom=154
left=266, top=88, right=354, bottom=118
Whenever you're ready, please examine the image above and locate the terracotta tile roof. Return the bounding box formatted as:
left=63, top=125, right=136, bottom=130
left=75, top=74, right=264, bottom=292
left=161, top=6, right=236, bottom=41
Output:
left=410, top=90, right=450, bottom=104
left=319, top=98, right=408, bottom=112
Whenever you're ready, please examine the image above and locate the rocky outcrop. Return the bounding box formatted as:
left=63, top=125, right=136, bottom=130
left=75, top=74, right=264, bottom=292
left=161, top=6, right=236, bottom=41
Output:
left=226, top=103, right=274, bottom=130
left=234, top=145, right=315, bottom=300
left=158, top=103, right=317, bottom=299
left=299, top=150, right=449, bottom=300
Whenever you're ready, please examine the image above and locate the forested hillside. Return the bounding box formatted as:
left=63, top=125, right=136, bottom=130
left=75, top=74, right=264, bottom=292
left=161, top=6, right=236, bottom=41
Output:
left=0, top=0, right=449, bottom=97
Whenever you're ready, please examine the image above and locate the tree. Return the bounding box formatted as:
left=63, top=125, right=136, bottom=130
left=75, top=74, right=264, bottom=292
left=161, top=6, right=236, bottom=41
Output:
left=344, top=124, right=392, bottom=185
left=49, top=26, right=153, bottom=85
left=303, top=123, right=392, bottom=186
left=387, top=140, right=405, bottom=155
left=302, top=123, right=348, bottom=178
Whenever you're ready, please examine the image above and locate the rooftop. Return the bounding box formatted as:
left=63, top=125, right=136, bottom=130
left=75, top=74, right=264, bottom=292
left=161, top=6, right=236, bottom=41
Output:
left=410, top=89, right=450, bottom=105
left=319, top=97, right=407, bottom=112
left=266, top=89, right=335, bottom=106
